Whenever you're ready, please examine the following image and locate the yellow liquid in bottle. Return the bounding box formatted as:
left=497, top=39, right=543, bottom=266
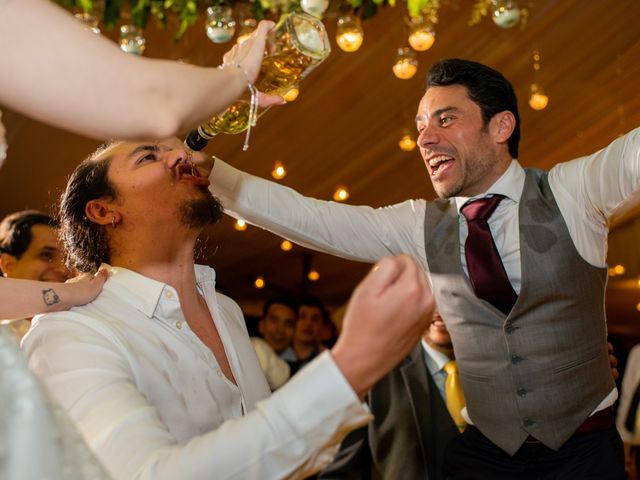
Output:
left=199, top=49, right=316, bottom=137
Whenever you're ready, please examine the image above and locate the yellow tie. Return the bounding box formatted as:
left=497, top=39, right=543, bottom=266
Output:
left=443, top=360, right=467, bottom=432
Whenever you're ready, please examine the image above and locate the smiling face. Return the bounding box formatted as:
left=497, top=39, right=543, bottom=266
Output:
left=423, top=310, right=453, bottom=357
left=259, top=303, right=296, bottom=353
left=0, top=224, right=69, bottom=282
left=416, top=85, right=513, bottom=199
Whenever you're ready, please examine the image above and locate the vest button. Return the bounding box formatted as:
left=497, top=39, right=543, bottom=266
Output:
left=511, top=354, right=524, bottom=364
left=517, top=387, right=528, bottom=397
left=523, top=418, right=536, bottom=427
left=505, top=325, right=518, bottom=334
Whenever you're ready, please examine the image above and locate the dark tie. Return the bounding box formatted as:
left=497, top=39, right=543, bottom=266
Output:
left=461, top=195, right=518, bottom=315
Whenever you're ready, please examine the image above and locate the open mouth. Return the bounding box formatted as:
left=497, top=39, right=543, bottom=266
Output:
left=177, top=162, right=210, bottom=187
left=427, top=154, right=454, bottom=177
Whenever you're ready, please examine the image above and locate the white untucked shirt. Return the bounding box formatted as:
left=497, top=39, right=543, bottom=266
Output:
left=23, top=264, right=370, bottom=480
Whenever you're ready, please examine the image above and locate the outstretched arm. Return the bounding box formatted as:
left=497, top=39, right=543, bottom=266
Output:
left=0, top=0, right=281, bottom=140
left=0, top=271, right=107, bottom=319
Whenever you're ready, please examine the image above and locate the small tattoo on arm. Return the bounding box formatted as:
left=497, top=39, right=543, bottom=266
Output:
left=42, top=288, right=61, bottom=306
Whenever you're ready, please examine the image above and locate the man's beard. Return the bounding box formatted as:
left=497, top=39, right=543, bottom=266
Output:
left=179, top=190, right=224, bottom=229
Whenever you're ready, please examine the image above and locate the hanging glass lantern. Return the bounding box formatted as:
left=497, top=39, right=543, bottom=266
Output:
left=392, top=47, right=418, bottom=80
left=491, top=0, right=521, bottom=29
left=300, top=0, right=330, bottom=18
left=407, top=16, right=435, bottom=52
left=206, top=6, right=236, bottom=44
left=119, top=25, right=146, bottom=55
left=336, top=15, right=364, bottom=52
left=529, top=83, right=549, bottom=110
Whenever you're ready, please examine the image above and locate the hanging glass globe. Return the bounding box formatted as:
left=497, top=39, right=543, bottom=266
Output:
left=119, top=25, right=146, bottom=55
left=74, top=12, right=101, bottom=34
left=407, top=16, right=435, bottom=52
left=529, top=83, right=549, bottom=110
left=491, top=0, right=520, bottom=29
left=206, top=6, right=236, bottom=44
left=300, top=0, right=330, bottom=18
left=392, top=47, right=418, bottom=80
left=336, top=15, right=364, bottom=52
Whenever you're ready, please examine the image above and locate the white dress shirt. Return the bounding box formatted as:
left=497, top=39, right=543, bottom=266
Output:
left=209, top=127, right=640, bottom=416
left=23, top=265, right=370, bottom=480
left=420, top=339, right=451, bottom=401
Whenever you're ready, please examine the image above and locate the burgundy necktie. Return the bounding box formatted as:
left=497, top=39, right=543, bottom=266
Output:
left=461, top=195, right=517, bottom=315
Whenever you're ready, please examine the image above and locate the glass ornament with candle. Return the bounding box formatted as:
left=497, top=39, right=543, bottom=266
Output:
left=206, top=6, right=236, bottom=44
left=336, top=15, right=364, bottom=52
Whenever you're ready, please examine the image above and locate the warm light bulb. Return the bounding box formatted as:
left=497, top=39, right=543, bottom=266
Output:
left=637, top=302, right=640, bottom=312
left=280, top=240, right=293, bottom=251
left=283, top=86, right=299, bottom=102
left=614, top=264, right=626, bottom=275
left=271, top=161, right=287, bottom=180
left=336, top=15, right=364, bottom=52
left=234, top=219, right=248, bottom=231
left=408, top=30, right=435, bottom=51
left=398, top=134, right=416, bottom=152
left=393, top=59, right=418, bottom=80
left=393, top=47, right=418, bottom=80
left=637, top=278, right=640, bottom=287
left=308, top=269, right=320, bottom=281
left=529, top=83, right=549, bottom=110
left=333, top=186, right=349, bottom=202
left=254, top=276, right=265, bottom=289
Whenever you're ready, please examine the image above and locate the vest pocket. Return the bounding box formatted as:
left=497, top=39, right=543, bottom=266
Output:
left=552, top=348, right=601, bottom=374
left=459, top=370, right=490, bottom=383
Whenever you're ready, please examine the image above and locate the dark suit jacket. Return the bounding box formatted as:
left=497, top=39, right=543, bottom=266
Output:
left=319, top=345, right=459, bottom=480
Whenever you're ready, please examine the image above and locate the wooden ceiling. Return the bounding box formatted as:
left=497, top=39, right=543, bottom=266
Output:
left=1, top=0, right=639, bottom=334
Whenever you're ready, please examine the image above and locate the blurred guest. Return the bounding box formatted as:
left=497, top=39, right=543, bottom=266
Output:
left=282, top=297, right=327, bottom=375
left=617, top=344, right=640, bottom=477
left=0, top=210, right=69, bottom=339
left=320, top=309, right=460, bottom=480
left=251, top=297, right=297, bottom=389
left=258, top=297, right=297, bottom=354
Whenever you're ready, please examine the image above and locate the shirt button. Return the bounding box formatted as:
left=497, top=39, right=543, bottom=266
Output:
left=165, top=290, right=174, bottom=299
left=176, top=321, right=182, bottom=329
left=217, top=369, right=223, bottom=377
left=505, top=325, right=516, bottom=334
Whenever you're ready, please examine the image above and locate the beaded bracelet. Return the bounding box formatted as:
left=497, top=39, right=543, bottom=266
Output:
left=218, top=62, right=259, bottom=151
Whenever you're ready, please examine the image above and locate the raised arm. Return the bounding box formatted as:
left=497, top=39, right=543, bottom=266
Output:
left=0, top=0, right=281, bottom=140
left=207, top=157, right=427, bottom=266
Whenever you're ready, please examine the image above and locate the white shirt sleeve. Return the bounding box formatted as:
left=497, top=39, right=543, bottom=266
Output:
left=23, top=316, right=371, bottom=480
left=210, top=158, right=428, bottom=268
left=548, top=127, right=640, bottom=266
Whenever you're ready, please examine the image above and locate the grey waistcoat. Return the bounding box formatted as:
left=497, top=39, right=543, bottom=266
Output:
left=423, top=168, right=613, bottom=455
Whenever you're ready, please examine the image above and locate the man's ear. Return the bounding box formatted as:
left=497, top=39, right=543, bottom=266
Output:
left=0, top=252, right=16, bottom=276
left=85, top=199, right=120, bottom=227
left=491, top=111, right=516, bottom=146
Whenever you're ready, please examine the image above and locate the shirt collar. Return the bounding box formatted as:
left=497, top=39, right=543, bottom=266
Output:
left=421, top=338, right=452, bottom=375
left=453, top=159, right=525, bottom=213
left=100, top=263, right=217, bottom=318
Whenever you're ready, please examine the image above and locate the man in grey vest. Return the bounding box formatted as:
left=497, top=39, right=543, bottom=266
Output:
left=204, top=59, right=638, bottom=478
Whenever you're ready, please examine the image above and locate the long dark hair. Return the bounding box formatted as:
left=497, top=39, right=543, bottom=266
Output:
left=59, top=144, right=117, bottom=273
